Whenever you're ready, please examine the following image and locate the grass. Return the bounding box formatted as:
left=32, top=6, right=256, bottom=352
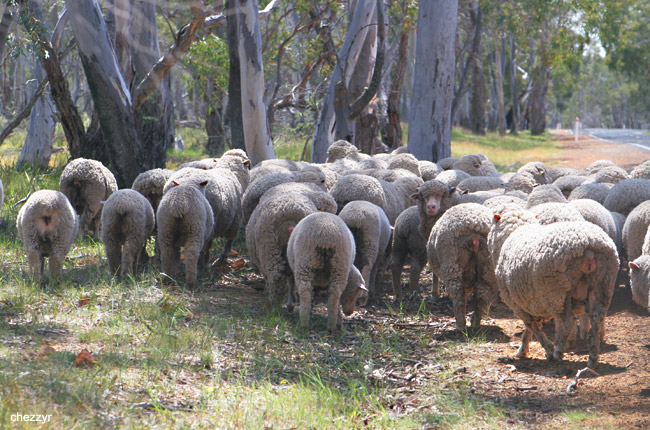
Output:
left=0, top=121, right=577, bottom=428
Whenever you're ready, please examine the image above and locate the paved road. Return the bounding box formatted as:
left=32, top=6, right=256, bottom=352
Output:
left=584, top=128, right=650, bottom=152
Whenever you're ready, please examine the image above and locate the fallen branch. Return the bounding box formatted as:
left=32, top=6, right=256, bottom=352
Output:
left=12, top=191, right=33, bottom=208
left=132, top=402, right=194, bottom=412
left=567, top=366, right=600, bottom=393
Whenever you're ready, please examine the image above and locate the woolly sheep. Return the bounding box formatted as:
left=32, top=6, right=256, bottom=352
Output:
left=387, top=153, right=421, bottom=177
left=628, top=255, right=650, bottom=310
left=359, top=157, right=388, bottom=170
left=419, top=161, right=443, bottom=180
left=585, top=159, right=616, bottom=174
left=241, top=170, right=327, bottom=225
left=568, top=182, right=613, bottom=204
left=246, top=190, right=337, bottom=305
left=630, top=160, right=650, bottom=179
left=157, top=182, right=214, bottom=288
left=326, top=140, right=369, bottom=163
left=100, top=189, right=155, bottom=278
left=457, top=176, right=505, bottom=193
left=622, top=201, right=650, bottom=261
left=391, top=180, right=459, bottom=299
left=547, top=167, right=586, bottom=182
left=59, top=157, right=118, bottom=238
left=553, top=175, right=587, bottom=198
left=428, top=203, right=498, bottom=330
left=504, top=172, right=537, bottom=194
left=610, top=211, right=626, bottom=255
left=583, top=165, right=628, bottom=184
left=179, top=158, right=219, bottom=170
left=526, top=184, right=566, bottom=208
left=435, top=169, right=471, bottom=188
left=517, top=161, right=551, bottom=185
left=437, top=157, right=459, bottom=170
left=132, top=168, right=174, bottom=211
left=529, top=202, right=585, bottom=225
left=483, top=195, right=525, bottom=209
left=250, top=164, right=291, bottom=184
left=339, top=201, right=391, bottom=303
left=567, top=199, right=618, bottom=246
left=257, top=182, right=337, bottom=215
left=330, top=174, right=423, bottom=224
left=603, top=179, right=650, bottom=215
left=287, top=212, right=367, bottom=331
left=453, top=153, right=500, bottom=177
left=17, top=190, right=78, bottom=282
left=343, top=168, right=417, bottom=182
left=488, top=207, right=618, bottom=367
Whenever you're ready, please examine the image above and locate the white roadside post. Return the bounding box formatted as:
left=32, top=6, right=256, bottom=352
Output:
left=575, top=117, right=580, bottom=144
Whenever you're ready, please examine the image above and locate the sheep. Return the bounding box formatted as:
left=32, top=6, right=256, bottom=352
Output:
left=156, top=182, right=214, bottom=288
left=179, top=158, right=219, bottom=170
left=241, top=170, right=327, bottom=225
left=457, top=176, right=505, bottom=193
left=330, top=174, right=423, bottom=224
left=504, top=172, right=537, bottom=194
left=529, top=202, right=585, bottom=225
left=391, top=180, right=459, bottom=299
left=453, top=153, right=500, bottom=177
left=547, top=167, right=586, bottom=182
left=622, top=201, right=650, bottom=262
left=583, top=165, right=628, bottom=184
left=603, top=178, right=650, bottom=215
left=387, top=153, right=421, bottom=177
left=131, top=168, right=174, bottom=212
left=255, top=182, right=337, bottom=215
left=326, top=139, right=369, bottom=163
left=419, top=161, right=443, bottom=181
left=287, top=212, right=368, bottom=331
left=359, top=157, right=388, bottom=170
left=246, top=190, right=337, bottom=305
left=517, top=161, right=551, bottom=185
left=553, top=175, right=587, bottom=198
left=526, top=184, right=566, bottom=208
left=339, top=201, right=391, bottom=303
left=483, top=194, right=525, bottom=209
left=567, top=199, right=618, bottom=246
left=630, top=160, right=650, bottom=180
left=437, top=157, right=459, bottom=170
left=343, top=168, right=417, bottom=182
left=610, top=211, right=627, bottom=255
left=435, top=169, right=471, bottom=188
left=17, top=190, right=78, bottom=283
left=488, top=206, right=618, bottom=368
left=586, top=159, right=616, bottom=174
left=100, top=189, right=155, bottom=278
left=568, top=182, right=613, bottom=204
left=250, top=164, right=291, bottom=184
left=628, top=255, right=650, bottom=310
left=427, top=203, right=498, bottom=331
left=59, top=157, right=118, bottom=238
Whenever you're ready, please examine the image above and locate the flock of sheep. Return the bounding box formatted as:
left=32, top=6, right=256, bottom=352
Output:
left=12, top=140, right=650, bottom=370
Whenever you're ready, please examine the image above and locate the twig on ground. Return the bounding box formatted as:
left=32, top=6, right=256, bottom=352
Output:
left=567, top=366, right=600, bottom=393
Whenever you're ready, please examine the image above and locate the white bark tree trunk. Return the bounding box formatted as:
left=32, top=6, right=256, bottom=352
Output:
left=311, top=0, right=376, bottom=163
left=407, top=0, right=458, bottom=162
left=18, top=62, right=56, bottom=168
left=236, top=0, right=275, bottom=165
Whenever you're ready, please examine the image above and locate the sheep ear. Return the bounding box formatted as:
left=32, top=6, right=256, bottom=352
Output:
left=461, top=189, right=469, bottom=195
left=493, top=214, right=501, bottom=222
left=359, top=284, right=368, bottom=292
left=199, top=180, right=209, bottom=188
left=172, top=180, right=180, bottom=186
left=410, top=193, right=419, bottom=201
left=201, top=167, right=208, bottom=170
left=629, top=262, right=640, bottom=272
left=449, top=187, right=456, bottom=194
left=243, top=160, right=252, bottom=166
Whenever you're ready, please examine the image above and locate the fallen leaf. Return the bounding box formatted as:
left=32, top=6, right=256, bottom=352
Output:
left=36, top=344, right=56, bottom=361
left=230, top=258, right=246, bottom=269
left=78, top=295, right=91, bottom=306
left=74, top=349, right=97, bottom=367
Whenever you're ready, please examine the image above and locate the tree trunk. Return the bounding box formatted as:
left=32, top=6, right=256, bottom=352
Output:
left=487, top=46, right=498, bottom=132
left=311, top=0, right=376, bottom=162
left=407, top=0, right=458, bottom=162
left=236, top=0, right=275, bottom=164
left=509, top=34, right=519, bottom=135
left=0, top=3, right=15, bottom=66
left=205, top=80, right=226, bottom=156
left=18, top=62, right=55, bottom=169
left=494, top=40, right=506, bottom=136
left=66, top=0, right=142, bottom=187
left=468, top=1, right=485, bottom=135
left=226, top=0, right=245, bottom=151
left=380, top=20, right=409, bottom=150
left=529, top=26, right=549, bottom=136
left=349, top=9, right=377, bottom=148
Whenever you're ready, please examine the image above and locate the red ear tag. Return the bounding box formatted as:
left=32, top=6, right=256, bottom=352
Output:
left=493, top=214, right=501, bottom=222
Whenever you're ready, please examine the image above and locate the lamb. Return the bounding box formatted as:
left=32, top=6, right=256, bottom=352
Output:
left=630, top=160, right=650, bottom=180
left=517, top=161, right=551, bottom=185
left=553, top=175, right=587, bottom=198
left=628, top=255, right=650, bottom=310
left=435, top=169, right=471, bottom=188
left=453, top=153, right=500, bottom=177
left=339, top=201, right=391, bottom=303
left=156, top=182, right=214, bottom=288
left=246, top=189, right=337, bottom=305
left=419, top=160, right=443, bottom=180
left=568, top=182, right=613, bottom=204
left=427, top=203, right=498, bottom=330
left=622, top=201, right=650, bottom=261
left=603, top=178, right=650, bottom=215
left=100, top=189, right=155, bottom=278
left=330, top=174, right=423, bottom=224
left=526, top=184, right=566, bottom=208
left=241, top=170, right=327, bottom=225
left=59, top=157, right=118, bottom=238
left=287, top=212, right=367, bottom=331
left=488, top=206, right=618, bottom=368
left=457, top=176, right=505, bottom=193
left=16, top=190, right=78, bottom=282
left=131, top=168, right=174, bottom=212
left=391, top=180, right=459, bottom=299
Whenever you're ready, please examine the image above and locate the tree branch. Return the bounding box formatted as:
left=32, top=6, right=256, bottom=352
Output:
left=0, top=78, right=48, bottom=145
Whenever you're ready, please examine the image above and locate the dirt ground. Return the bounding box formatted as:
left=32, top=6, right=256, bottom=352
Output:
left=443, top=132, right=650, bottom=428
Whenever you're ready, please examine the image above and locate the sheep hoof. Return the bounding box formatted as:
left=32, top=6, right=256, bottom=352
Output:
left=587, top=357, right=597, bottom=369
left=514, top=348, right=528, bottom=359
left=553, top=349, right=564, bottom=361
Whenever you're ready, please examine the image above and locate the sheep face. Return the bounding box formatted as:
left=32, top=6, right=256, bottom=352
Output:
left=340, top=266, right=367, bottom=315
left=629, top=255, right=650, bottom=310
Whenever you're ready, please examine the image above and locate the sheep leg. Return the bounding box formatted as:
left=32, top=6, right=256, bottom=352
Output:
left=390, top=254, right=407, bottom=300
left=27, top=249, right=42, bottom=283
left=587, top=291, right=607, bottom=368
left=327, top=286, right=342, bottom=333
left=515, top=328, right=532, bottom=358
left=470, top=284, right=489, bottom=330
left=48, top=253, right=64, bottom=282
left=184, top=245, right=201, bottom=289
left=267, top=272, right=289, bottom=306
left=447, top=279, right=467, bottom=331
left=528, top=320, right=556, bottom=360
left=361, top=265, right=373, bottom=301
left=160, top=244, right=180, bottom=284
left=552, top=298, right=576, bottom=361
left=368, top=261, right=380, bottom=301
left=217, top=238, right=235, bottom=263
left=431, top=274, right=440, bottom=298
left=408, top=260, right=423, bottom=299
left=105, top=240, right=122, bottom=277
left=122, top=239, right=140, bottom=278
left=296, top=279, right=313, bottom=329
left=285, top=277, right=296, bottom=312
